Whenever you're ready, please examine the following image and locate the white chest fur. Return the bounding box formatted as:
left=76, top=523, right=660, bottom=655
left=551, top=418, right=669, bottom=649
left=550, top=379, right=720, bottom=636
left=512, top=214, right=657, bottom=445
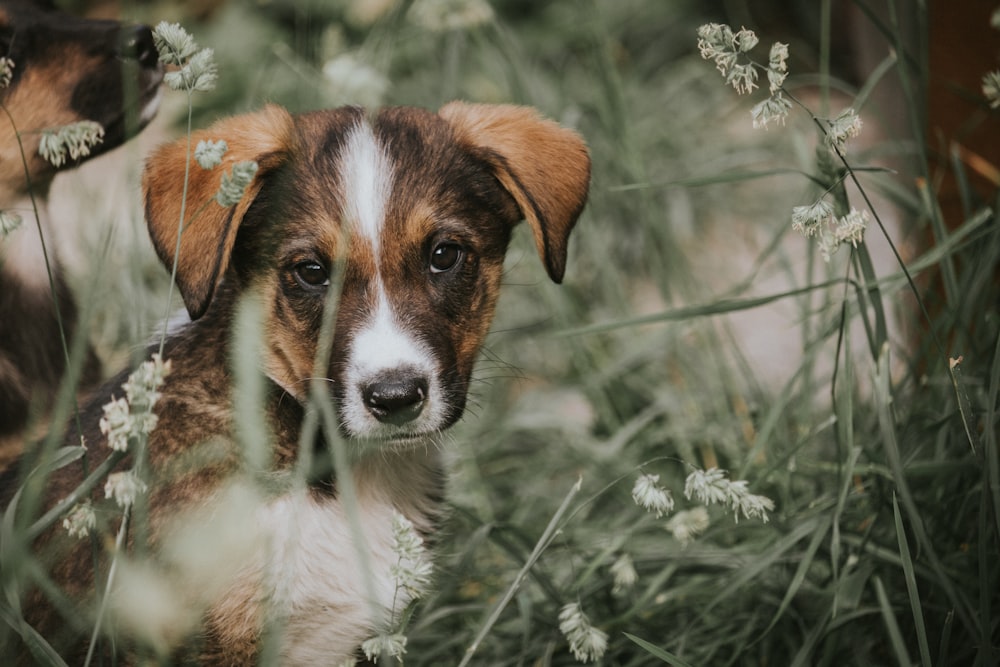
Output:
left=108, top=449, right=441, bottom=663
left=197, top=449, right=442, bottom=664
left=261, top=489, right=413, bottom=663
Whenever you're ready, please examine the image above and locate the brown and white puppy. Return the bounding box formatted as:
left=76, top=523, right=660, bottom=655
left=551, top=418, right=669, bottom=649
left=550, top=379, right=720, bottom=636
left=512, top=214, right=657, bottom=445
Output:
left=0, top=0, right=163, bottom=446
left=16, top=103, right=589, bottom=663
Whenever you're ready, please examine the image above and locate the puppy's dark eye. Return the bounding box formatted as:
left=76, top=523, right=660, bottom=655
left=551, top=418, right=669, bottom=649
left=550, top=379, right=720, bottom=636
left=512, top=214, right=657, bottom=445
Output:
left=430, top=243, right=464, bottom=273
left=293, top=261, right=329, bottom=288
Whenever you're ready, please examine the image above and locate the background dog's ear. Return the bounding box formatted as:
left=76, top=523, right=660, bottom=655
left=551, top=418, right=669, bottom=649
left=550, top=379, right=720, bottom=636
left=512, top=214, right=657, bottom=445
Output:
left=439, top=102, right=590, bottom=283
left=143, top=105, right=295, bottom=319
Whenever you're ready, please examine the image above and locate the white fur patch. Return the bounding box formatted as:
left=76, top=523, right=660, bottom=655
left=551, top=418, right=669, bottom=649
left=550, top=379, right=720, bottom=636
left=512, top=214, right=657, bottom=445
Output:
left=261, top=492, right=402, bottom=663
left=341, top=286, right=442, bottom=438
left=340, top=122, right=392, bottom=254
left=254, top=454, right=437, bottom=664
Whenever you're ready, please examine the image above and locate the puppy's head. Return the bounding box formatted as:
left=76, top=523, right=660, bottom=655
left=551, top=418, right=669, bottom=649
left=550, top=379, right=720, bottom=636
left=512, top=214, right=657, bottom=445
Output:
left=0, top=0, right=163, bottom=191
left=144, top=103, right=590, bottom=441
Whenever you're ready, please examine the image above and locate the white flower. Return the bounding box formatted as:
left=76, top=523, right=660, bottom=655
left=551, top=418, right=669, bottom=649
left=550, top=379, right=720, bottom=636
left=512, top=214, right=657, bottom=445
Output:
left=825, top=107, right=863, bottom=151
left=983, top=70, right=1000, bottom=109
left=0, top=57, right=13, bottom=89
left=683, top=467, right=728, bottom=506
left=153, top=21, right=218, bottom=93
left=62, top=501, right=97, bottom=539
left=767, top=42, right=789, bottom=93
left=361, top=632, right=407, bottom=661
left=730, top=484, right=775, bottom=522
left=165, top=47, right=218, bottom=92
left=684, top=467, right=774, bottom=523
left=558, top=602, right=608, bottom=663
left=751, top=92, right=792, bottom=129
left=793, top=203, right=869, bottom=261
left=697, top=23, right=767, bottom=96
left=665, top=506, right=710, bottom=545
left=409, top=0, right=495, bottom=32
left=38, top=121, right=105, bottom=167
left=123, top=353, right=171, bottom=412
left=631, top=473, right=674, bottom=518
left=152, top=21, right=198, bottom=66
left=725, top=62, right=758, bottom=95
left=99, top=396, right=133, bottom=451
left=195, top=139, right=228, bottom=169
left=390, top=511, right=433, bottom=600
left=610, top=553, right=638, bottom=594
left=835, top=207, right=869, bottom=248
left=215, top=161, right=259, bottom=207
left=104, top=471, right=148, bottom=509
left=697, top=23, right=735, bottom=63
left=791, top=199, right=834, bottom=237
left=0, top=210, right=22, bottom=237
left=732, top=26, right=758, bottom=53
left=99, top=355, right=171, bottom=451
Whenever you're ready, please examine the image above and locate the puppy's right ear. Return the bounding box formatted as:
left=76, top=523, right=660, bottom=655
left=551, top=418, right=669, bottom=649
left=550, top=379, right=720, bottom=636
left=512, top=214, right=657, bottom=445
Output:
left=143, top=104, right=295, bottom=320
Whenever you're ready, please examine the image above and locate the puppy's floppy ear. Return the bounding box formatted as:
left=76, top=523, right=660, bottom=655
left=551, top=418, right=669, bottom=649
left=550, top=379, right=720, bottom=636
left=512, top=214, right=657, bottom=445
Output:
left=143, top=104, right=295, bottom=319
left=438, top=102, right=590, bottom=283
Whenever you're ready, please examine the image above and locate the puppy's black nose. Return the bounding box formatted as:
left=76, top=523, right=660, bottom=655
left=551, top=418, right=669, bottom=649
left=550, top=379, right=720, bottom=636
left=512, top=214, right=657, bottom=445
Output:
left=362, top=372, right=428, bottom=426
left=119, top=25, right=159, bottom=69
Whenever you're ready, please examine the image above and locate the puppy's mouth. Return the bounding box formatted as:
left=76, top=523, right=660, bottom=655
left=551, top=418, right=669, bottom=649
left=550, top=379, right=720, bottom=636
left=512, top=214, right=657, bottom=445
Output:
left=348, top=430, right=444, bottom=459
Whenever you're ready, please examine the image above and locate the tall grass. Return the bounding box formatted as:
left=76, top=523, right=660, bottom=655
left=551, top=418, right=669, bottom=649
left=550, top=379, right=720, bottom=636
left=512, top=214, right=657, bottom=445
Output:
left=1, top=0, right=997, bottom=664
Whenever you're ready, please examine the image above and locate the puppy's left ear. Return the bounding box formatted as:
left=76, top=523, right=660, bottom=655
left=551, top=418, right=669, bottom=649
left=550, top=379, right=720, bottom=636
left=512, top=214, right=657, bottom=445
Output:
left=439, top=102, right=590, bottom=283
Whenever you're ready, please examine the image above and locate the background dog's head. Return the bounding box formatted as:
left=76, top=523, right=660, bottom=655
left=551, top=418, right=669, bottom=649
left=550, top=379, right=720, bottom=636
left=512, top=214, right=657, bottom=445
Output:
left=0, top=0, right=163, bottom=194
left=143, top=104, right=590, bottom=441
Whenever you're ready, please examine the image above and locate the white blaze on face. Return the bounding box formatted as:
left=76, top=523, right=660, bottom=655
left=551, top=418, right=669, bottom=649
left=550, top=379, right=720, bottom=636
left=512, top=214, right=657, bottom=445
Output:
left=341, top=122, right=391, bottom=256
left=337, top=122, right=441, bottom=438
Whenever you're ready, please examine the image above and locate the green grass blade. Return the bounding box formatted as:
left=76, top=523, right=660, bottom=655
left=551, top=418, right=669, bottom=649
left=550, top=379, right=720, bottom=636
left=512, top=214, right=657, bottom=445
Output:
left=947, top=353, right=979, bottom=457
left=936, top=610, right=955, bottom=667
left=892, top=494, right=932, bottom=667
left=760, top=516, right=831, bottom=636
left=986, top=330, right=1000, bottom=547
left=918, top=179, right=959, bottom=308
left=873, top=574, right=914, bottom=667
left=789, top=607, right=833, bottom=667
left=852, top=242, right=888, bottom=359
left=0, top=602, right=68, bottom=667
left=695, top=519, right=818, bottom=623
left=624, top=632, right=695, bottom=667
left=457, top=477, right=582, bottom=667
left=875, top=346, right=975, bottom=634
left=558, top=279, right=845, bottom=337
left=978, top=487, right=995, bottom=667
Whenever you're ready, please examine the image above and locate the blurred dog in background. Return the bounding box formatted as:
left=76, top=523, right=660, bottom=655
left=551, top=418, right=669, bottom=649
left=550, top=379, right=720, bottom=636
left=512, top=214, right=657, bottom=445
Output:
left=0, top=0, right=163, bottom=454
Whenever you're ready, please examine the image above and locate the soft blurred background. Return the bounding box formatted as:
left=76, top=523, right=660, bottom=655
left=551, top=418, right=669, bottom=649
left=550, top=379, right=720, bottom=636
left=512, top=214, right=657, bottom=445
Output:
left=44, top=0, right=1000, bottom=664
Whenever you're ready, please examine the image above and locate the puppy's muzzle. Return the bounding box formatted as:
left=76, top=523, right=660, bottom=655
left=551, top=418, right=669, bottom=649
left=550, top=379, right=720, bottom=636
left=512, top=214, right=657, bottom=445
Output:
left=362, top=368, right=428, bottom=426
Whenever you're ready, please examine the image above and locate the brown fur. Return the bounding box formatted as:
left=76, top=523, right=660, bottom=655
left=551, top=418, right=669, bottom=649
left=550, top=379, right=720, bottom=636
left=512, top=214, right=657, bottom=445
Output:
left=7, top=101, right=589, bottom=663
